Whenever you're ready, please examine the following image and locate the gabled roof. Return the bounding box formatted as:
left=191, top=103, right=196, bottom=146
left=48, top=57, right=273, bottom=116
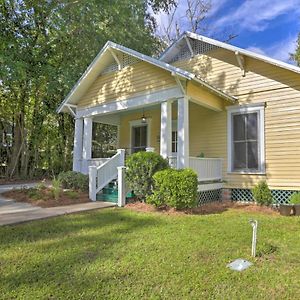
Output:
left=160, top=31, right=300, bottom=75
left=57, top=40, right=236, bottom=113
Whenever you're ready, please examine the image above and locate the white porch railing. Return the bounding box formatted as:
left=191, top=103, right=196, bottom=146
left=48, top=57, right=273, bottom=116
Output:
left=87, top=158, right=110, bottom=168
left=168, top=156, right=223, bottom=182
left=189, top=157, right=223, bottom=182
left=89, top=149, right=125, bottom=201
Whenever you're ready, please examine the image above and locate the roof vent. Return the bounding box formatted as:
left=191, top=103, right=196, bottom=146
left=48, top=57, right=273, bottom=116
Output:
left=168, top=38, right=218, bottom=63
left=102, top=53, right=139, bottom=75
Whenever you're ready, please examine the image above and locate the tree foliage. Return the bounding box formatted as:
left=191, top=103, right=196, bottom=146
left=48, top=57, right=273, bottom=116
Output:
left=294, top=33, right=300, bottom=67
left=0, top=0, right=174, bottom=178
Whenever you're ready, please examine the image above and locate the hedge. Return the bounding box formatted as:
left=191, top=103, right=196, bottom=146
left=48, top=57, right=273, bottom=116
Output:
left=148, top=168, right=198, bottom=209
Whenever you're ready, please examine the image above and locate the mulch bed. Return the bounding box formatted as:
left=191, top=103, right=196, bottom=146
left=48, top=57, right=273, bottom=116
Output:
left=0, top=179, right=44, bottom=185
left=126, top=200, right=279, bottom=216
left=3, top=188, right=89, bottom=208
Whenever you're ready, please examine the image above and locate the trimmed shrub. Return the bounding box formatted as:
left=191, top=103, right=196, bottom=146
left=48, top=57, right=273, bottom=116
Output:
left=290, top=193, right=300, bottom=205
left=252, top=180, right=273, bottom=206
left=58, top=171, right=89, bottom=191
left=125, top=151, right=169, bottom=200
left=148, top=168, right=198, bottom=209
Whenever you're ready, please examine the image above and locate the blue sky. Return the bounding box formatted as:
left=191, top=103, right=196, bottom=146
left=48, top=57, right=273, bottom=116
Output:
left=155, top=0, right=300, bottom=63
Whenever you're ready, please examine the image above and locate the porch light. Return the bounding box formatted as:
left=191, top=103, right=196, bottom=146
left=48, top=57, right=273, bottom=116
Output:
left=141, top=109, right=147, bottom=123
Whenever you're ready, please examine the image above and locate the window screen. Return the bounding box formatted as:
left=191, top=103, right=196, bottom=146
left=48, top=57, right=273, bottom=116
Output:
left=232, top=112, right=259, bottom=171
left=172, top=131, right=178, bottom=153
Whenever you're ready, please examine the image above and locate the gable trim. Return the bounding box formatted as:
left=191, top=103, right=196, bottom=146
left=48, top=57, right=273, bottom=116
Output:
left=160, top=31, right=300, bottom=75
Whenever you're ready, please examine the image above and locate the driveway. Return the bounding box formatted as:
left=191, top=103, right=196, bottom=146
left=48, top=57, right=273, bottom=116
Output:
left=0, top=183, right=115, bottom=226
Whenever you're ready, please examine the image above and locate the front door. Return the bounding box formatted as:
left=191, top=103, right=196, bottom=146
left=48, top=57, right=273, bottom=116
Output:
left=132, top=125, right=147, bottom=153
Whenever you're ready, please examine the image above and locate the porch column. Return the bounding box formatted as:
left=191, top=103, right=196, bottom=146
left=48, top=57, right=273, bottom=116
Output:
left=82, top=117, right=93, bottom=174
left=160, top=100, right=172, bottom=158
left=73, top=118, right=83, bottom=172
left=177, top=96, right=189, bottom=169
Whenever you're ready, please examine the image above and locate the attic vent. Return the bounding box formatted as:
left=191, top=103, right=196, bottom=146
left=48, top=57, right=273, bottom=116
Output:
left=102, top=53, right=139, bottom=75
left=168, top=39, right=218, bottom=63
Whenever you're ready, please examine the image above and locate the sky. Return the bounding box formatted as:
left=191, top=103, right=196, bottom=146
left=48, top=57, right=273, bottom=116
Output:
left=155, top=0, right=300, bottom=63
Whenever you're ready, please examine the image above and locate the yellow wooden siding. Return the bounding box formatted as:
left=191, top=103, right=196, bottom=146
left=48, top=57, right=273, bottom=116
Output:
left=77, top=62, right=177, bottom=108
left=187, top=81, right=225, bottom=111
left=119, top=108, right=161, bottom=153
left=172, top=48, right=300, bottom=98
left=118, top=86, right=300, bottom=190
left=178, top=47, right=300, bottom=190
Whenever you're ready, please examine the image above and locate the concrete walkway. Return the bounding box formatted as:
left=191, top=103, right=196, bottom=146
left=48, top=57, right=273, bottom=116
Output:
left=0, top=183, right=115, bottom=226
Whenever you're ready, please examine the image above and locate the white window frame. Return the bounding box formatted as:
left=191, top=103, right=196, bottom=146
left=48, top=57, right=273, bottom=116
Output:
left=171, top=120, right=178, bottom=155
left=129, top=118, right=152, bottom=154
left=227, top=104, right=265, bottom=174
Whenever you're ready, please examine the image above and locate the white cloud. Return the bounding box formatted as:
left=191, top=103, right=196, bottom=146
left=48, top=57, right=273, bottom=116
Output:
left=247, top=35, right=298, bottom=63
left=213, top=0, right=300, bottom=33
left=246, top=46, right=267, bottom=56
left=208, top=0, right=229, bottom=17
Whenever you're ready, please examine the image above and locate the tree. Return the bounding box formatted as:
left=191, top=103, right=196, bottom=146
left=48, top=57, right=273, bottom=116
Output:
left=0, top=0, right=175, bottom=178
left=160, top=0, right=211, bottom=45
left=294, top=33, right=300, bottom=67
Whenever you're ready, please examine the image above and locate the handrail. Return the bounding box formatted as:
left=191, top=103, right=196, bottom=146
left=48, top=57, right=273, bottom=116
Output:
left=189, top=156, right=224, bottom=161
left=89, top=149, right=125, bottom=201
left=96, top=151, right=121, bottom=171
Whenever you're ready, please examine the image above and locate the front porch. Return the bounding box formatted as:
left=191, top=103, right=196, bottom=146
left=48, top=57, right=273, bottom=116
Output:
left=72, top=90, right=226, bottom=201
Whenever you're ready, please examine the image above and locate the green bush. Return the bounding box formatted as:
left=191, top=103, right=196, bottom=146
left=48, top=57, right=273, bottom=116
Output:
left=58, top=171, right=89, bottom=191
left=51, top=178, right=62, bottom=200
left=252, top=180, right=273, bottom=206
left=27, top=188, right=42, bottom=201
left=64, top=190, right=79, bottom=199
left=290, top=193, right=300, bottom=204
left=148, top=168, right=198, bottom=209
left=125, top=151, right=169, bottom=200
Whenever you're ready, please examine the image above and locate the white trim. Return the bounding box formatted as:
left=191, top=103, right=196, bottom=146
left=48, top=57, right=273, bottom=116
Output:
left=177, top=96, right=189, bottom=168
left=226, top=102, right=266, bottom=110
left=198, top=182, right=223, bottom=192
left=82, top=117, right=93, bottom=174
left=58, top=38, right=238, bottom=114
left=129, top=118, right=152, bottom=154
left=108, top=48, right=121, bottom=70
left=184, top=36, right=194, bottom=57
left=73, top=118, right=83, bottom=172
left=227, top=105, right=265, bottom=174
left=76, top=87, right=182, bottom=118
left=66, top=105, right=76, bottom=117
left=160, top=100, right=172, bottom=158
left=235, top=51, right=246, bottom=77
left=160, top=31, right=300, bottom=75
left=57, top=42, right=194, bottom=113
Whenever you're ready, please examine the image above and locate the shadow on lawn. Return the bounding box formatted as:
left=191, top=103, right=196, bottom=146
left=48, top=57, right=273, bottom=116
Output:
left=0, top=208, right=165, bottom=293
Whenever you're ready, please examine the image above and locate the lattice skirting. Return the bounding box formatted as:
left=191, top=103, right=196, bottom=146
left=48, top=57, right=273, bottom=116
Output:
left=231, top=188, right=299, bottom=205
left=198, top=189, right=222, bottom=205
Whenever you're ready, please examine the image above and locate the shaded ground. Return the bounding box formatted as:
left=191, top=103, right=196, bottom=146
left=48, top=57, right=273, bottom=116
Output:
left=0, top=207, right=299, bottom=299
left=3, top=188, right=89, bottom=208
left=126, top=200, right=279, bottom=216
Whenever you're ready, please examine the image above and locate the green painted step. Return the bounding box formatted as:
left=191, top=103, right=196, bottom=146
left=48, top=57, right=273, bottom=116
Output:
left=96, top=193, right=118, bottom=203
left=96, top=181, right=136, bottom=203
left=102, top=187, right=118, bottom=195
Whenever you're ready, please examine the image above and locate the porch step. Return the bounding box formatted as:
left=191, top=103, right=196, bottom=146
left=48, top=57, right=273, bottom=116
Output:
left=96, top=180, right=135, bottom=204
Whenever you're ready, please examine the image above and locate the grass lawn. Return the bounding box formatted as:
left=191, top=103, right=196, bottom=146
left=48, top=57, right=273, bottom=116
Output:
left=1, top=207, right=300, bottom=299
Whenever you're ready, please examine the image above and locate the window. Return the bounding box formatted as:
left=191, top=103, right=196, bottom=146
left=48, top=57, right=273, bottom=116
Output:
left=171, top=120, right=178, bottom=154
left=172, top=131, right=178, bottom=153
left=228, top=105, right=265, bottom=173
left=129, top=119, right=151, bottom=154
left=132, top=125, right=147, bottom=153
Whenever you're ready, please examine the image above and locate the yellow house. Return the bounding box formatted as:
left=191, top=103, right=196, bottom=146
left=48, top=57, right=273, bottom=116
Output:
left=58, top=32, right=300, bottom=204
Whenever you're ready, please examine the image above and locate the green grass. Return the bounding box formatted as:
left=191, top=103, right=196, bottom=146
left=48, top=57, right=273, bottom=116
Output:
left=1, top=208, right=300, bottom=299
